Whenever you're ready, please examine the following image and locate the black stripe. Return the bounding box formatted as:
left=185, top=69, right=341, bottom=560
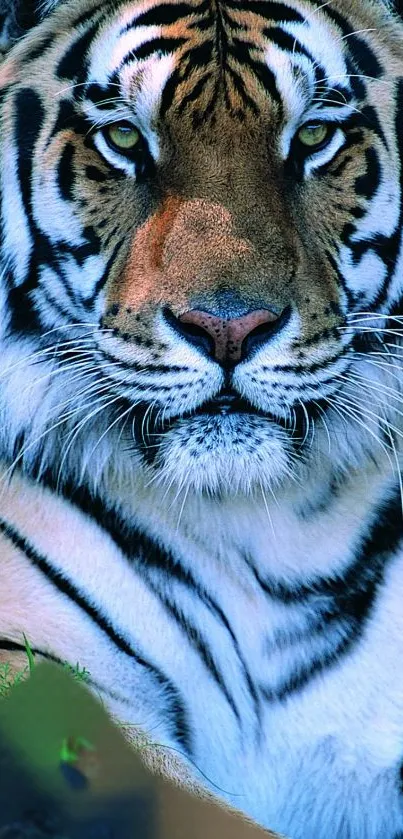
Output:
left=233, top=55, right=281, bottom=107
left=261, top=634, right=352, bottom=703
left=346, top=56, right=367, bottom=101
left=7, top=87, right=43, bottom=332
left=14, top=88, right=43, bottom=226
left=354, top=147, right=381, bottom=200
left=191, top=89, right=218, bottom=127
left=254, top=485, right=403, bottom=700
left=71, top=224, right=101, bottom=264
left=85, top=165, right=107, bottom=183
left=360, top=104, right=388, bottom=148
left=126, top=2, right=202, bottom=28
left=331, top=155, right=353, bottom=177
left=0, top=86, right=10, bottom=113
left=123, top=36, right=186, bottom=63
left=31, top=280, right=79, bottom=325
left=0, top=518, right=192, bottom=752
left=285, top=325, right=339, bottom=350
left=89, top=241, right=124, bottom=307
left=247, top=57, right=281, bottom=107
left=325, top=9, right=383, bottom=78
left=181, top=40, right=214, bottom=73
left=0, top=639, right=69, bottom=667
left=57, top=142, right=76, bottom=202
left=12, top=89, right=74, bottom=325
left=263, top=346, right=348, bottom=375
left=188, top=15, right=213, bottom=32
left=84, top=82, right=121, bottom=109
left=176, top=73, right=211, bottom=113
left=258, top=375, right=343, bottom=394
left=49, top=98, right=90, bottom=139
left=160, top=39, right=216, bottom=117
left=6, top=135, right=103, bottom=328
left=374, top=78, right=403, bottom=309
left=324, top=6, right=356, bottom=38
left=56, top=23, right=99, bottom=82
left=226, top=64, right=260, bottom=116
left=72, top=6, right=104, bottom=27
left=225, top=0, right=305, bottom=25
left=326, top=250, right=356, bottom=307
left=348, top=80, right=403, bottom=311
left=348, top=34, right=383, bottom=80
left=315, top=85, right=352, bottom=109
left=247, top=485, right=403, bottom=605
left=146, top=586, right=261, bottom=732
left=34, top=471, right=260, bottom=726
left=0, top=639, right=32, bottom=653
left=230, top=36, right=281, bottom=106
left=95, top=344, right=195, bottom=375
left=149, top=590, right=241, bottom=722
left=160, top=67, right=185, bottom=117
left=263, top=26, right=313, bottom=63
left=22, top=34, right=55, bottom=63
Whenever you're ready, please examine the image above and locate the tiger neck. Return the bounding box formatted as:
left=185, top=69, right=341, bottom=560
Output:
left=0, top=457, right=400, bottom=782
left=6, top=451, right=394, bottom=588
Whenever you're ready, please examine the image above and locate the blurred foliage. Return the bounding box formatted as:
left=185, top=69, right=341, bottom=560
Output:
left=0, top=656, right=275, bottom=839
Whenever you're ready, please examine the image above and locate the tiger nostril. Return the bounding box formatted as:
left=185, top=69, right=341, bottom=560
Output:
left=163, top=307, right=216, bottom=358
left=164, top=305, right=291, bottom=365
left=242, top=305, right=292, bottom=360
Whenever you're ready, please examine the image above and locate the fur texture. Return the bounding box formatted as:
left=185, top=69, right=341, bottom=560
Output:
left=0, top=1, right=403, bottom=836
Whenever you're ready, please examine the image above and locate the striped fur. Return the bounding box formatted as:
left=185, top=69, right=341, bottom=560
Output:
left=1, top=1, right=403, bottom=836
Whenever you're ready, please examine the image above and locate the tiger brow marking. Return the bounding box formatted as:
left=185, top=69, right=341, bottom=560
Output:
left=123, top=1, right=207, bottom=31
left=225, top=0, right=305, bottom=25
left=321, top=4, right=384, bottom=79
left=115, top=0, right=286, bottom=119
left=56, top=22, right=101, bottom=83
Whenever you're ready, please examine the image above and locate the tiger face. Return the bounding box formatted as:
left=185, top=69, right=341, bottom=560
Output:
left=0, top=0, right=402, bottom=499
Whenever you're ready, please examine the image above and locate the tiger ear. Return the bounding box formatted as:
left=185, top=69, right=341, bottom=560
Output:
left=0, top=0, right=61, bottom=56
left=378, top=0, right=403, bottom=16
left=390, top=0, right=403, bottom=17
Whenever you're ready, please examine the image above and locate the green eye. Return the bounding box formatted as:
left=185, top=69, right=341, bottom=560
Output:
left=105, top=122, right=140, bottom=153
left=297, top=123, right=332, bottom=149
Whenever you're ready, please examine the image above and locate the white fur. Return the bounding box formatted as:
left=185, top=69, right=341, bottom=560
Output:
left=1, top=2, right=403, bottom=838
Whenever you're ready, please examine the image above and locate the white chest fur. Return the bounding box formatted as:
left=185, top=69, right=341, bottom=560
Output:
left=1, top=464, right=403, bottom=838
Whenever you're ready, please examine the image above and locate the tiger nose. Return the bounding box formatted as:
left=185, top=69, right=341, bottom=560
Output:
left=167, top=307, right=290, bottom=364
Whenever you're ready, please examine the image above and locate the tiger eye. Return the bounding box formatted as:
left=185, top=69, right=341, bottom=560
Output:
left=297, top=123, right=331, bottom=149
left=106, top=123, right=140, bottom=152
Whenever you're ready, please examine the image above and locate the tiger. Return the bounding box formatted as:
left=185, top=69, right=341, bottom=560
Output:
left=0, top=0, right=403, bottom=835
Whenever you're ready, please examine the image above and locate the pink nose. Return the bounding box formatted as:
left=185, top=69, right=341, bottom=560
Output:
left=178, top=309, right=280, bottom=363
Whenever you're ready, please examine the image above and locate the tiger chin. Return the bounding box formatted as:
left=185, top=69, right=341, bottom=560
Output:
left=1, top=0, right=403, bottom=837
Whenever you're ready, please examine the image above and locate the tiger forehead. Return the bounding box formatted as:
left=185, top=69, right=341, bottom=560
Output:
left=86, top=0, right=349, bottom=123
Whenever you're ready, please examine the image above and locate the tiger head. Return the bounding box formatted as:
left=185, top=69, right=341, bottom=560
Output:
left=0, top=0, right=402, bottom=500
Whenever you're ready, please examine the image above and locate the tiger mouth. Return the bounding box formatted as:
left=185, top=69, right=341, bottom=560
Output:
left=162, top=389, right=274, bottom=426
left=159, top=389, right=325, bottom=429
left=130, top=389, right=326, bottom=461
left=128, top=389, right=269, bottom=457
left=189, top=391, right=267, bottom=417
